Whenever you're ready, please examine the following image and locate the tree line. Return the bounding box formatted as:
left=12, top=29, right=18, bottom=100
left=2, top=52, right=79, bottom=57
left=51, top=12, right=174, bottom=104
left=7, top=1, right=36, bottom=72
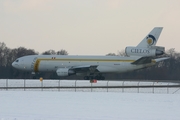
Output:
left=0, top=42, right=180, bottom=80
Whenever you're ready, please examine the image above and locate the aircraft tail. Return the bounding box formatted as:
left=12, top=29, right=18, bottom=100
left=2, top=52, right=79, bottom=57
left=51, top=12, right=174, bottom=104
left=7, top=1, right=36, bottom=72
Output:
left=137, top=27, right=163, bottom=48
left=125, top=27, right=165, bottom=57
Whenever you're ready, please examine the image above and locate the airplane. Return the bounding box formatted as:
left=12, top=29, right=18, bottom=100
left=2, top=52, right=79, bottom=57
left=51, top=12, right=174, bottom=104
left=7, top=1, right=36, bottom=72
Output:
left=12, top=27, right=169, bottom=80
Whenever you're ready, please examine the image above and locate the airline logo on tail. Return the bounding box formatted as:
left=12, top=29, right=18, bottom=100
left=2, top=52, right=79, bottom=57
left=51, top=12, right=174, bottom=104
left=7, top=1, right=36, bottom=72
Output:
left=146, top=34, right=156, bottom=46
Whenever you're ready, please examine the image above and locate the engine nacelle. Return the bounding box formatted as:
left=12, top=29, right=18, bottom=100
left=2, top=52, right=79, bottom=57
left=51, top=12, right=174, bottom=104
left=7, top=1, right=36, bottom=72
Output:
left=125, top=47, right=164, bottom=57
left=56, top=68, right=75, bottom=76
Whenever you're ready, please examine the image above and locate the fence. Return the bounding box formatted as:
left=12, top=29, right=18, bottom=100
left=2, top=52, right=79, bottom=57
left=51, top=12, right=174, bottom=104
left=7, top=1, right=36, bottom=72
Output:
left=0, top=79, right=180, bottom=94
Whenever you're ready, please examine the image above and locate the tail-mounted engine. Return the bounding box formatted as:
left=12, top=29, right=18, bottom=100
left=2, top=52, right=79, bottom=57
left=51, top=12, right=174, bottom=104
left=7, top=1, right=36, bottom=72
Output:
left=125, top=46, right=165, bottom=57
left=56, top=68, right=75, bottom=76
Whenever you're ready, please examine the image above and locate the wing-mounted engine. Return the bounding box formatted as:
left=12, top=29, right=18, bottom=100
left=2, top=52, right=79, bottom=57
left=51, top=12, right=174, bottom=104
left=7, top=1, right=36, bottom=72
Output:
left=125, top=46, right=165, bottom=57
left=56, top=68, right=75, bottom=76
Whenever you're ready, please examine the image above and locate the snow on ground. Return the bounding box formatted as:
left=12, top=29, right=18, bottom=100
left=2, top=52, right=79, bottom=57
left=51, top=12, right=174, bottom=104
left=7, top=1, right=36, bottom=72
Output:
left=0, top=91, right=180, bottom=120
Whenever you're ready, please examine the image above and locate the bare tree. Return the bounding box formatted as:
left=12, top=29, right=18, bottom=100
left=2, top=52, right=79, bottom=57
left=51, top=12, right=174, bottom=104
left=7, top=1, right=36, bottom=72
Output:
left=106, top=53, right=116, bottom=56
left=42, top=50, right=56, bottom=55
left=57, top=49, right=68, bottom=55
left=0, top=42, right=6, bottom=65
left=117, top=50, right=127, bottom=56
left=15, top=47, right=38, bottom=58
left=0, top=42, right=11, bottom=66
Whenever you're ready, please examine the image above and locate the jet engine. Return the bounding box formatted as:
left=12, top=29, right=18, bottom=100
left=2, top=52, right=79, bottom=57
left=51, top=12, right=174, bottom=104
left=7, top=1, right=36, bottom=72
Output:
left=56, top=68, right=75, bottom=76
left=125, top=46, right=164, bottom=57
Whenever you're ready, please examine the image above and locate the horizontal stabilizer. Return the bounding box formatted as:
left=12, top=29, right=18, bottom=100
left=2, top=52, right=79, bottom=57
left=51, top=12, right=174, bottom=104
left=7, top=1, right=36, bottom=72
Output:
left=154, top=57, right=170, bottom=62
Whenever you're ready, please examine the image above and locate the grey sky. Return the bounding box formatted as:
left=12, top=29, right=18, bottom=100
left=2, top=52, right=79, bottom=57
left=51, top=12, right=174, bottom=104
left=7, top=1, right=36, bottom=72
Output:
left=0, top=0, right=180, bottom=55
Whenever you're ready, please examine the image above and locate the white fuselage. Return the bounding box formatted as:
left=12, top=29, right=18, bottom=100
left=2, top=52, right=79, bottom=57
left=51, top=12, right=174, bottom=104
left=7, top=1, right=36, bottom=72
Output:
left=12, top=55, right=155, bottom=74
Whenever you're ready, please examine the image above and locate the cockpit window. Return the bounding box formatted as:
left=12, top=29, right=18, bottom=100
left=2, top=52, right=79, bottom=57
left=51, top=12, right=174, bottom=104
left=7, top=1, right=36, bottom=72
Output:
left=15, top=59, right=19, bottom=62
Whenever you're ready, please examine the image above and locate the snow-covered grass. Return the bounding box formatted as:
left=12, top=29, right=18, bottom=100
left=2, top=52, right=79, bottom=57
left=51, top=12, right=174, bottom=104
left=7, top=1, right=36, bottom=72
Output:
left=0, top=80, right=180, bottom=120
left=0, top=91, right=180, bottom=120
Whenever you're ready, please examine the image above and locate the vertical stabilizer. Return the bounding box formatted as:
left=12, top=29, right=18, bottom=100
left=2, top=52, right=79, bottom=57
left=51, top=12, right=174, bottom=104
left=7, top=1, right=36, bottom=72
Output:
left=137, top=27, right=163, bottom=48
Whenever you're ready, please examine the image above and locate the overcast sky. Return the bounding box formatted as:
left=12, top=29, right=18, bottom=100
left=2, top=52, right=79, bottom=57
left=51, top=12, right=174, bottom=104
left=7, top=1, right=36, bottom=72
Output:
left=0, top=0, right=180, bottom=55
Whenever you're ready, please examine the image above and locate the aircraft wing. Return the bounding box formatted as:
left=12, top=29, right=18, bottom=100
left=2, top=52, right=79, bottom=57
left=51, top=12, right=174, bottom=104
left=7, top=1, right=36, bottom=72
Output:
left=131, top=57, right=152, bottom=65
left=70, top=65, right=98, bottom=73
left=131, top=57, right=170, bottom=65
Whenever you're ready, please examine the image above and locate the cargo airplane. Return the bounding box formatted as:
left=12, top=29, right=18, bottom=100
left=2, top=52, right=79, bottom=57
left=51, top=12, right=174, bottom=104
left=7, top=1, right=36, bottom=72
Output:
left=12, top=27, right=169, bottom=80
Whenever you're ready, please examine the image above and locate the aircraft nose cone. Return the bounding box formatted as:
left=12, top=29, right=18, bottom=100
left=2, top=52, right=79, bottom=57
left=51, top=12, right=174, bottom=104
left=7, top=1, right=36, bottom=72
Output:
left=12, top=62, right=19, bottom=69
left=12, top=62, right=15, bottom=67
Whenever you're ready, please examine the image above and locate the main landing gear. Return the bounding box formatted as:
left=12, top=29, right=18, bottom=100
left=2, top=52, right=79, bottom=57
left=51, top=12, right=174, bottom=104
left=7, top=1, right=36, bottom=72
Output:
left=83, top=75, right=105, bottom=80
